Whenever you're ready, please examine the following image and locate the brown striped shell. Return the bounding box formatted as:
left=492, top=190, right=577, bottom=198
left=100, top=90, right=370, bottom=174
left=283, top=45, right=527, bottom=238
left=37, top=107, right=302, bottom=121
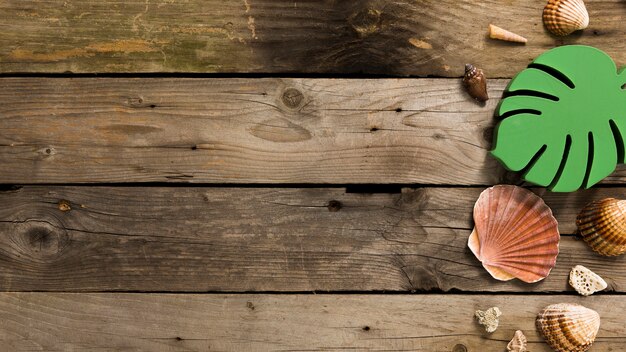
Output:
left=468, top=185, right=560, bottom=283
left=463, top=64, right=489, bottom=102
left=536, top=303, right=600, bottom=352
left=543, top=0, right=589, bottom=36
left=577, top=198, right=626, bottom=256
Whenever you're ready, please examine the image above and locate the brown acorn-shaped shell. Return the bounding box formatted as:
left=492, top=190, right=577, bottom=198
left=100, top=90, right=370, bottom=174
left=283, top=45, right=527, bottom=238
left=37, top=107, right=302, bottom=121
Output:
left=489, top=24, right=528, bottom=43
left=463, top=64, right=488, bottom=102
left=543, top=0, right=589, bottom=36
left=468, top=185, right=560, bottom=283
left=536, top=303, right=600, bottom=352
left=577, top=198, right=626, bottom=256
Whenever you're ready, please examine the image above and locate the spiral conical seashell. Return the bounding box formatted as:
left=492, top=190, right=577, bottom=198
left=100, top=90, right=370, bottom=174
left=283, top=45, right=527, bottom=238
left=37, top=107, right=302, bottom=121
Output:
left=577, top=198, right=626, bottom=256
left=507, top=330, right=527, bottom=352
left=463, top=64, right=488, bottom=102
left=468, top=185, right=560, bottom=283
left=543, top=0, right=589, bottom=36
left=536, top=303, right=600, bottom=352
left=489, top=24, right=527, bottom=43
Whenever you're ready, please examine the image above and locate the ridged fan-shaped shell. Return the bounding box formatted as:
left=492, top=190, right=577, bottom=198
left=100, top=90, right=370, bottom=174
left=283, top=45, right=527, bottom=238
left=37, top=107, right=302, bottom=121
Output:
left=577, top=198, right=626, bottom=256
left=469, top=185, right=560, bottom=283
left=536, top=303, right=600, bottom=352
left=543, top=0, right=589, bottom=36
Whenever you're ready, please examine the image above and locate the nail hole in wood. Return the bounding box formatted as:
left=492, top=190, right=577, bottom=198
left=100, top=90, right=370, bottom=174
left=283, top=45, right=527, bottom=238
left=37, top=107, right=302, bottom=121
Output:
left=362, top=326, right=370, bottom=331
left=327, top=200, right=342, bottom=212
left=58, top=200, right=71, bottom=212
left=452, top=344, right=467, bottom=352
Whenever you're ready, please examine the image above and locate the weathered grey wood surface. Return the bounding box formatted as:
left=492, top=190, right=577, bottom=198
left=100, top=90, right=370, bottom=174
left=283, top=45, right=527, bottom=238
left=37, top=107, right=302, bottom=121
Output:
left=1, top=293, right=624, bottom=351
left=2, top=77, right=625, bottom=184
left=0, top=186, right=623, bottom=292
left=1, top=0, right=625, bottom=76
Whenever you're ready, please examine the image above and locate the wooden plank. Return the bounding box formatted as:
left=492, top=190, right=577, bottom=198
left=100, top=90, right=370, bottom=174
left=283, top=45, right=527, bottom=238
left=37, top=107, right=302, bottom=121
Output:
left=0, top=1, right=624, bottom=76
left=2, top=77, right=625, bottom=184
left=0, top=186, right=624, bottom=292
left=1, top=293, right=624, bottom=351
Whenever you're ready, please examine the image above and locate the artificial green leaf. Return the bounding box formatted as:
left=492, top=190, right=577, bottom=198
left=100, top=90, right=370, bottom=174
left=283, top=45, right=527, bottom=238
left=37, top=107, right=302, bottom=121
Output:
left=492, top=45, right=626, bottom=192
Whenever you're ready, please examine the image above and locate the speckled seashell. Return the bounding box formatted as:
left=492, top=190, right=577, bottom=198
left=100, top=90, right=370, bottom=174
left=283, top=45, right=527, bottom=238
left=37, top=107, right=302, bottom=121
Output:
left=489, top=24, right=527, bottom=43
left=463, top=64, right=488, bottom=102
left=543, top=0, right=589, bottom=36
left=577, top=198, right=626, bottom=256
left=475, top=307, right=501, bottom=333
left=569, top=265, right=607, bottom=296
left=507, top=330, right=528, bottom=352
left=468, top=185, right=560, bottom=283
left=536, top=303, right=600, bottom=352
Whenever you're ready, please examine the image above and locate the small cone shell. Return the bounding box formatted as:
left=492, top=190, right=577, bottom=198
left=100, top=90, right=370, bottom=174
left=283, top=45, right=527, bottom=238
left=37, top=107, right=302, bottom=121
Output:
left=469, top=185, right=560, bottom=283
left=577, top=198, right=626, bottom=256
left=543, top=0, right=589, bottom=36
left=463, top=64, right=489, bottom=102
left=536, top=303, right=599, bottom=352
left=507, top=330, right=527, bottom=352
left=489, top=24, right=528, bottom=43
left=569, top=265, right=608, bottom=296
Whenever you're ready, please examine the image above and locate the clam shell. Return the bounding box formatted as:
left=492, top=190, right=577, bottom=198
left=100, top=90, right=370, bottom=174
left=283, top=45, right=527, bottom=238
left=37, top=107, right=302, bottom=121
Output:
left=488, top=24, right=527, bottom=43
left=569, top=265, right=607, bottom=296
left=577, top=198, right=626, bottom=256
left=468, top=185, right=560, bottom=283
left=507, top=330, right=527, bottom=352
left=536, top=303, right=600, bottom=352
left=463, top=64, right=489, bottom=102
left=543, top=0, right=589, bottom=36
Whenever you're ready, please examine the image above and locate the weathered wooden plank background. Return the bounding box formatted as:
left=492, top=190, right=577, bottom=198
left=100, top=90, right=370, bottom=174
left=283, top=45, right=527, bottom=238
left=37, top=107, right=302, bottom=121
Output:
left=0, top=186, right=624, bottom=293
left=2, top=294, right=626, bottom=351
left=1, top=0, right=625, bottom=351
left=1, top=0, right=625, bottom=76
left=1, top=77, right=624, bottom=184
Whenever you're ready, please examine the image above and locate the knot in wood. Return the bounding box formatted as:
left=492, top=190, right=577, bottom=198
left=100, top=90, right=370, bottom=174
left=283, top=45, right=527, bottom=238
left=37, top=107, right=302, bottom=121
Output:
left=281, top=88, right=304, bottom=109
left=127, top=96, right=145, bottom=108
left=452, top=344, right=467, bottom=352
left=13, top=220, right=69, bottom=258
left=348, top=8, right=382, bottom=37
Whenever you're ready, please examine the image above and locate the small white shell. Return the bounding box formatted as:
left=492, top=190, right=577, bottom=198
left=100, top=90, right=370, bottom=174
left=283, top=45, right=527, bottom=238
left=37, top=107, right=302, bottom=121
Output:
left=475, top=307, right=501, bottom=333
left=507, top=330, right=528, bottom=352
left=489, top=24, right=528, bottom=43
left=569, top=265, right=608, bottom=296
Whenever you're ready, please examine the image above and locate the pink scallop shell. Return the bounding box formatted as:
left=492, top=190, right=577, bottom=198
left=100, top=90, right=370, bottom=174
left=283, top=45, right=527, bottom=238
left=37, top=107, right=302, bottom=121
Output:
left=469, top=185, right=560, bottom=283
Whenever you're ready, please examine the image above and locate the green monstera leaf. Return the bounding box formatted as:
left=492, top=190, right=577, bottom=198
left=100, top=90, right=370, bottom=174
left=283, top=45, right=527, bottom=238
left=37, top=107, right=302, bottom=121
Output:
left=492, top=45, right=626, bottom=192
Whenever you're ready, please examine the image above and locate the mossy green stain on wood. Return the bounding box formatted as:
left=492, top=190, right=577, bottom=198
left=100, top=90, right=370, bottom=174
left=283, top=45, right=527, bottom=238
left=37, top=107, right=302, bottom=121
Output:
left=492, top=45, right=626, bottom=192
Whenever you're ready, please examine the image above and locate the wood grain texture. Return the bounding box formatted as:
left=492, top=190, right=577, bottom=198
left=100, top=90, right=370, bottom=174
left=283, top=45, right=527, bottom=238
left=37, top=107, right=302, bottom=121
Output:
left=1, top=0, right=625, bottom=76
left=1, top=293, right=625, bottom=351
left=2, top=77, right=625, bottom=184
left=1, top=186, right=624, bottom=293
